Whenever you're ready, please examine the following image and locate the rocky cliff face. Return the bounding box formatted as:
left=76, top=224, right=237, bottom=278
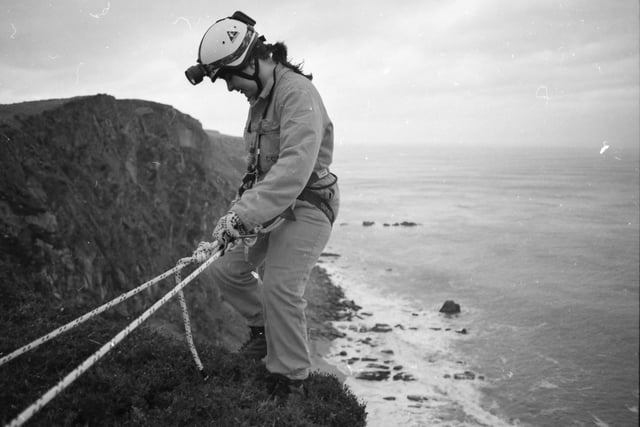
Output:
left=0, top=94, right=246, bottom=344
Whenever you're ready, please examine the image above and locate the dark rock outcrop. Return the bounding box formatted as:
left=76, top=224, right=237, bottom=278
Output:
left=0, top=94, right=246, bottom=346
left=355, top=370, right=390, bottom=381
left=439, top=300, right=461, bottom=314
left=370, top=323, right=393, bottom=333
left=407, top=395, right=429, bottom=402
left=454, top=371, right=476, bottom=380
left=393, top=372, right=417, bottom=381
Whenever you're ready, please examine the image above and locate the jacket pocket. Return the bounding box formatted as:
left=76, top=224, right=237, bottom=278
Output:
left=257, top=119, right=280, bottom=173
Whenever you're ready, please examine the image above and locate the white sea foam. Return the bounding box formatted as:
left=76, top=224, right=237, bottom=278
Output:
left=590, top=414, right=610, bottom=427
left=321, top=262, right=516, bottom=427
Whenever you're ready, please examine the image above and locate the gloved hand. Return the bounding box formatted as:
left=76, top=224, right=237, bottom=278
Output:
left=212, top=212, right=247, bottom=246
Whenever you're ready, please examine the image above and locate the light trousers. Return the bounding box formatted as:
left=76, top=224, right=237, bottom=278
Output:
left=208, top=200, right=332, bottom=380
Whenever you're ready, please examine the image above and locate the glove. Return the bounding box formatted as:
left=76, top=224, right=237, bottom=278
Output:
left=212, top=212, right=247, bottom=246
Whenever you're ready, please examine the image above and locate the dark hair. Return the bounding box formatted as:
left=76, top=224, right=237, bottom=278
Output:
left=250, top=40, right=313, bottom=81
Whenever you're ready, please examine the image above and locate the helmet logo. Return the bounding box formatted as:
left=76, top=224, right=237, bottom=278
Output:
left=227, top=31, right=239, bottom=43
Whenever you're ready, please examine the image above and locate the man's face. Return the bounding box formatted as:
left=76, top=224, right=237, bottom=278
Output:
left=222, top=65, right=259, bottom=101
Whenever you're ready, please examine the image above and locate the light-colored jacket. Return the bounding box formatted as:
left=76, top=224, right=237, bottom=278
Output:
left=230, top=63, right=336, bottom=229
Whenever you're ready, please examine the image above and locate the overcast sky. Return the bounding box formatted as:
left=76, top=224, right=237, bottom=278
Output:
left=1, top=1, right=638, bottom=150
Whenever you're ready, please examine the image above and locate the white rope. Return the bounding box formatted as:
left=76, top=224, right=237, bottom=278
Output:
left=175, top=258, right=206, bottom=377
left=178, top=289, right=205, bottom=374
left=5, top=250, right=222, bottom=427
left=0, top=264, right=186, bottom=368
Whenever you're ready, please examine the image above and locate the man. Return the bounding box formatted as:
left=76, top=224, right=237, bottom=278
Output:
left=185, top=11, right=339, bottom=400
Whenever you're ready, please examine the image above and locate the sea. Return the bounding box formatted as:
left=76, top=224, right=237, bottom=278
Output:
left=319, top=142, right=639, bottom=427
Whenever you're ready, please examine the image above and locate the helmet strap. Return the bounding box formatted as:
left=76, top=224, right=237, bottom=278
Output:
left=251, top=58, right=263, bottom=93
left=226, top=58, right=263, bottom=93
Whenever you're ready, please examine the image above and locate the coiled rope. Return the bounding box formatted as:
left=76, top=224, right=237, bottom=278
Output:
left=4, top=241, right=224, bottom=427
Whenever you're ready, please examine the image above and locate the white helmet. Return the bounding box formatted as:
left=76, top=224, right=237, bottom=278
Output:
left=185, top=11, right=261, bottom=85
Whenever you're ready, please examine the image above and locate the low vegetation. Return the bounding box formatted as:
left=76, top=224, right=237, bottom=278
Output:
left=0, top=288, right=367, bottom=426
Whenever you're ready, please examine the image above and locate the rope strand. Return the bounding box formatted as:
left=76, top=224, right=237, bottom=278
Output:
left=175, top=258, right=207, bottom=378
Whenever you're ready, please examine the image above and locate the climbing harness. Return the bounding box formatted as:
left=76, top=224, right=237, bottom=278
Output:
left=297, top=171, right=338, bottom=225
left=2, top=237, right=245, bottom=427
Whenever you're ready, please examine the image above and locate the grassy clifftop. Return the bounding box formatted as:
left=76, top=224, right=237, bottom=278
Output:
left=0, top=287, right=366, bottom=426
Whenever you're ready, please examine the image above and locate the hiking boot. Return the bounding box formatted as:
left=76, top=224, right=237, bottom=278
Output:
left=266, top=373, right=308, bottom=403
left=239, top=326, right=267, bottom=361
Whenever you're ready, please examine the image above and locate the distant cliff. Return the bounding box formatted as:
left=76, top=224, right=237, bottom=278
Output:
left=0, top=94, right=247, bottom=343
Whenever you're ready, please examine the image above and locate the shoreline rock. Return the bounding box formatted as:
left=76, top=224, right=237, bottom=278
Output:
left=439, top=300, right=461, bottom=314
left=363, top=220, right=421, bottom=227
left=305, top=266, right=487, bottom=411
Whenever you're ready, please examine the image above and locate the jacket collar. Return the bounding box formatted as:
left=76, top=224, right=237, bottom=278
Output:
left=255, top=63, right=287, bottom=102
